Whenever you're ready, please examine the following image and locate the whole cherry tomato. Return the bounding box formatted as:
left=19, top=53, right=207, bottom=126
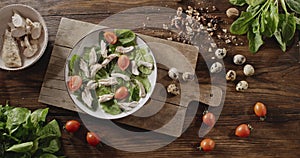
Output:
left=65, top=120, right=81, bottom=133
left=202, top=112, right=216, bottom=127
left=254, top=102, right=267, bottom=120
left=200, top=138, right=215, bottom=152
left=115, top=86, right=129, bottom=100
left=68, top=76, right=82, bottom=92
left=86, top=132, right=100, bottom=147
left=104, top=32, right=117, bottom=44
left=235, top=124, right=253, bottom=138
left=117, top=55, right=130, bottom=71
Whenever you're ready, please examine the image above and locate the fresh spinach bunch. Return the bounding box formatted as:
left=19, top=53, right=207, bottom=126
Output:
left=230, top=0, right=300, bottom=53
left=0, top=103, right=64, bottom=158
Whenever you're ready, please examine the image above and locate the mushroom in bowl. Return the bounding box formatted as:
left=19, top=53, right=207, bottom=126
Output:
left=0, top=4, right=48, bottom=71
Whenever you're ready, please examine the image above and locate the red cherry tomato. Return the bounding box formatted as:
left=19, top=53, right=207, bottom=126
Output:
left=68, top=76, right=82, bottom=92
left=202, top=112, right=216, bottom=127
left=104, top=32, right=117, bottom=44
left=200, top=138, right=215, bottom=152
left=86, top=132, right=100, bottom=147
left=117, top=55, right=130, bottom=71
left=254, top=102, right=267, bottom=120
left=65, top=120, right=80, bottom=133
left=115, top=86, right=129, bottom=100
left=235, top=124, right=252, bottom=138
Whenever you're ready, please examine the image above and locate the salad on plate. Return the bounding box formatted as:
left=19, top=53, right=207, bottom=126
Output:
left=66, top=29, right=156, bottom=118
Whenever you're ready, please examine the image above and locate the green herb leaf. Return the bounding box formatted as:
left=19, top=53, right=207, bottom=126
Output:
left=261, top=2, right=279, bottom=37
left=31, top=108, right=49, bottom=127
left=230, top=11, right=254, bottom=35
left=245, top=0, right=266, bottom=7
left=6, top=142, right=33, bottom=153
left=286, top=0, right=300, bottom=14
left=229, top=0, right=246, bottom=6
left=115, top=29, right=136, bottom=45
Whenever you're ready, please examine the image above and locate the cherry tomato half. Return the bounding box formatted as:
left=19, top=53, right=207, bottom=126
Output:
left=104, top=32, right=117, bottom=45
left=115, top=86, right=129, bottom=100
left=200, top=138, right=215, bottom=152
left=254, top=102, right=267, bottom=120
left=117, top=55, right=130, bottom=71
left=202, top=112, right=216, bottom=127
left=235, top=124, right=252, bottom=138
left=86, top=132, right=100, bottom=147
left=68, top=76, right=82, bottom=92
left=65, top=120, right=80, bottom=133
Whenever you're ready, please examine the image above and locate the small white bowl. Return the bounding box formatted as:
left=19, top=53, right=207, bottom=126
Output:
left=0, top=4, right=48, bottom=71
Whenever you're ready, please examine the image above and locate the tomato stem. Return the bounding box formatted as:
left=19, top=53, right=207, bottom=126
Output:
left=260, top=116, right=267, bottom=121
left=247, top=124, right=254, bottom=131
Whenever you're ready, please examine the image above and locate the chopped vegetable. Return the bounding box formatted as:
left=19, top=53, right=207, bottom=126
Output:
left=68, top=75, right=82, bottom=92
left=117, top=55, right=130, bottom=71
left=115, top=86, right=129, bottom=100
left=0, top=103, right=64, bottom=157
left=104, top=32, right=117, bottom=45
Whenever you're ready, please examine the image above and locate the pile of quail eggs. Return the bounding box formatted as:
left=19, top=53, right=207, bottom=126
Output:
left=167, top=68, right=195, bottom=95
left=227, top=54, right=255, bottom=92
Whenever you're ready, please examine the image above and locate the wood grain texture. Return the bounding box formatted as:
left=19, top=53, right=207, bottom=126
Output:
left=0, top=0, right=299, bottom=157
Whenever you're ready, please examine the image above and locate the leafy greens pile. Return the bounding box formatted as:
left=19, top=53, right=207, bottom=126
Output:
left=230, top=0, right=300, bottom=53
left=0, top=103, right=64, bottom=158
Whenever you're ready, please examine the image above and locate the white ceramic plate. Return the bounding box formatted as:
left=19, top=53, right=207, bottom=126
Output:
left=0, top=4, right=48, bottom=71
left=65, top=29, right=157, bottom=119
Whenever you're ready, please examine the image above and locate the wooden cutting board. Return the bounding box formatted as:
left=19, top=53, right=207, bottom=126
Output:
left=38, top=17, right=222, bottom=137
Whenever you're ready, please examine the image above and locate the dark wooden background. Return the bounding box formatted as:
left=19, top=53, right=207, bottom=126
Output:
left=0, top=0, right=299, bottom=157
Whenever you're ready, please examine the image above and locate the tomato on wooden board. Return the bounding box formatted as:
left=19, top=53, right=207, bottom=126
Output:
left=202, top=112, right=216, bottom=127
left=254, top=102, right=267, bottom=120
left=117, top=55, right=130, bottom=71
left=68, top=76, right=82, bottom=92
left=65, top=120, right=80, bottom=133
left=86, top=132, right=100, bottom=147
left=235, top=124, right=253, bottom=138
left=199, top=138, right=215, bottom=152
left=115, top=86, right=129, bottom=100
left=104, top=32, right=117, bottom=44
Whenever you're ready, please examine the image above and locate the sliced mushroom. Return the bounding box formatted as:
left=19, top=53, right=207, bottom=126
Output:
left=89, top=47, right=97, bottom=66
left=102, top=54, right=118, bottom=67
left=87, top=80, right=98, bottom=89
left=131, top=60, right=139, bottom=76
left=79, top=59, right=90, bottom=78
left=98, top=77, right=118, bottom=86
left=116, top=46, right=134, bottom=54
left=82, top=88, right=93, bottom=108
left=9, top=22, right=26, bottom=38
left=12, top=12, right=25, bottom=28
left=118, top=101, right=139, bottom=111
left=137, top=61, right=153, bottom=69
left=111, top=73, right=130, bottom=81
left=135, top=79, right=146, bottom=98
left=90, top=63, right=103, bottom=78
left=23, top=36, right=38, bottom=58
left=98, top=94, right=114, bottom=103
left=25, top=18, right=42, bottom=39
left=100, top=40, right=107, bottom=58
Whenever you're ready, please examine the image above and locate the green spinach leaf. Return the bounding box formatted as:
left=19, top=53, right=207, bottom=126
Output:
left=6, top=142, right=33, bottom=153
left=229, top=0, right=246, bottom=6
left=230, top=12, right=254, bottom=35
left=246, top=0, right=266, bottom=6
left=286, top=0, right=300, bottom=14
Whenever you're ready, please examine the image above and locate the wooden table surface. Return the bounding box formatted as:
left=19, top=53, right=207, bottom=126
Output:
left=1, top=0, right=300, bottom=157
